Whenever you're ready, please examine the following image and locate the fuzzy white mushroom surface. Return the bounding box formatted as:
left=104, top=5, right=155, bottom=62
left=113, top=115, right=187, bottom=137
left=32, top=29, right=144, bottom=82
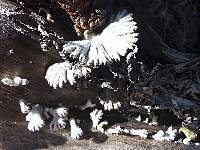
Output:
left=45, top=61, right=91, bottom=88
left=100, top=100, right=122, bottom=111
left=54, top=107, right=68, bottom=117
left=90, top=109, right=104, bottom=128
left=70, top=118, right=83, bottom=140
left=103, top=100, right=113, bottom=111
left=183, top=138, right=191, bottom=145
left=26, top=104, right=45, bottom=132
left=90, top=109, right=108, bottom=133
left=45, top=61, right=72, bottom=88
left=61, top=9, right=138, bottom=66
left=113, top=102, right=122, bottom=110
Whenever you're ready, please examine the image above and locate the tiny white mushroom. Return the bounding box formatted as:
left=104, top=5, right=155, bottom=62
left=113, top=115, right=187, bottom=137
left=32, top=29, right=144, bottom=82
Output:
left=14, top=77, right=22, bottom=85
left=19, top=99, right=30, bottom=114
left=26, top=104, right=45, bottom=132
left=113, top=102, right=121, bottom=110
left=90, top=109, right=108, bottom=133
left=135, top=115, right=142, bottom=122
left=99, top=99, right=105, bottom=105
left=90, top=109, right=103, bottom=128
left=103, top=100, right=113, bottom=111
left=21, top=78, right=29, bottom=85
left=55, top=107, right=68, bottom=117
left=1, top=78, right=15, bottom=86
left=143, top=118, right=149, bottom=123
left=70, top=118, right=83, bottom=140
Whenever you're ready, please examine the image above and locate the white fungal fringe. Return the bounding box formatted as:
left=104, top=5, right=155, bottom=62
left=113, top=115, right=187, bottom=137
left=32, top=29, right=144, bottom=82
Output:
left=19, top=99, right=30, bottom=114
left=90, top=109, right=103, bottom=128
left=103, top=100, right=113, bottom=111
left=45, top=61, right=72, bottom=88
left=1, top=77, right=29, bottom=87
left=152, top=126, right=177, bottom=141
left=70, top=118, right=83, bottom=140
left=90, top=109, right=108, bottom=133
left=61, top=9, right=138, bottom=66
left=113, top=102, right=122, bottom=110
left=100, top=100, right=121, bottom=111
left=19, top=99, right=69, bottom=132
left=45, top=61, right=91, bottom=88
left=26, top=104, right=45, bottom=132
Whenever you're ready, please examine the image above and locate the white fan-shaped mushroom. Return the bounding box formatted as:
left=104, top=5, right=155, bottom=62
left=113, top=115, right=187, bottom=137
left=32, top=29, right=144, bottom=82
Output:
left=90, top=109, right=104, bottom=128
left=55, top=107, right=68, bottom=117
left=61, top=9, right=138, bottom=66
left=26, top=104, right=45, bottom=132
left=45, top=61, right=71, bottom=88
left=70, top=118, right=83, bottom=140
left=90, top=109, right=108, bottom=133
left=19, top=99, right=30, bottom=114
left=45, top=61, right=91, bottom=88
